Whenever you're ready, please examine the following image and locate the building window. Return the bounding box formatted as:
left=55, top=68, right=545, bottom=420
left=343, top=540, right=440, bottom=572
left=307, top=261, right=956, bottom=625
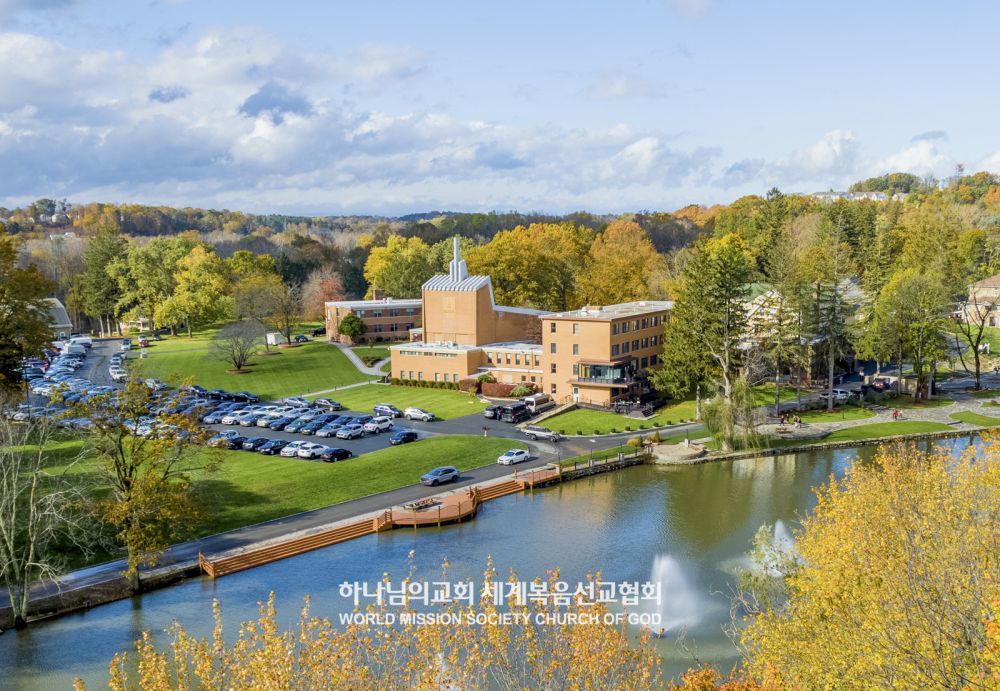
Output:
left=632, top=339, right=639, bottom=351
left=641, top=337, right=649, bottom=348
left=650, top=354, right=658, bottom=365
left=550, top=322, right=556, bottom=333
left=406, top=308, right=415, bottom=315
left=622, top=342, right=630, bottom=354
left=506, top=354, right=511, bottom=364
left=612, top=323, right=619, bottom=335
left=551, top=363, right=557, bottom=374
left=621, top=321, right=629, bottom=333
left=573, top=386, right=579, bottom=395
left=551, top=383, right=557, bottom=394
left=572, top=323, right=579, bottom=335
left=633, top=320, right=639, bottom=330
left=652, top=316, right=659, bottom=327
left=418, top=372, right=424, bottom=381
left=390, top=324, right=399, bottom=332
left=534, top=355, right=540, bottom=366
left=530, top=376, right=536, bottom=383
left=356, top=310, right=366, bottom=317
left=515, top=354, right=521, bottom=365
left=389, top=309, right=397, bottom=317
left=521, top=375, right=526, bottom=382
left=487, top=353, right=493, bottom=364
left=408, top=371, right=414, bottom=379
left=572, top=343, right=579, bottom=355
left=641, top=318, right=648, bottom=329
left=434, top=373, right=440, bottom=382
left=550, top=343, right=556, bottom=354
left=612, top=344, right=620, bottom=356
left=572, top=364, right=579, bottom=376
left=641, top=357, right=648, bottom=368
left=373, top=310, right=382, bottom=318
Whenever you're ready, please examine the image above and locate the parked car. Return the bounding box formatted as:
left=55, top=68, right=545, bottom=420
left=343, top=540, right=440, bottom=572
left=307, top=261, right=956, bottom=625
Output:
left=373, top=403, right=402, bottom=418
left=522, top=425, right=560, bottom=442
left=421, top=466, right=459, bottom=486
left=483, top=406, right=500, bottom=419
left=120, top=339, right=132, bottom=351
left=352, top=414, right=374, bottom=426
left=363, top=416, right=393, bottom=433
left=311, top=327, right=326, bottom=336
left=293, top=335, right=310, bottom=343
left=296, top=442, right=328, bottom=459
left=389, top=430, right=419, bottom=445
left=283, top=396, right=311, bottom=408
left=258, top=439, right=290, bottom=455
left=225, top=435, right=249, bottom=450
left=238, top=411, right=268, bottom=427
left=280, top=441, right=308, bottom=458
left=284, top=417, right=312, bottom=433
left=336, top=423, right=365, bottom=440
left=319, top=447, right=352, bottom=462
left=267, top=415, right=299, bottom=431
left=497, top=449, right=530, bottom=465
left=301, top=414, right=338, bottom=434
left=819, top=388, right=852, bottom=403
left=315, top=421, right=346, bottom=437
left=241, top=437, right=270, bottom=451
left=403, top=407, right=435, bottom=422
left=313, top=398, right=342, bottom=411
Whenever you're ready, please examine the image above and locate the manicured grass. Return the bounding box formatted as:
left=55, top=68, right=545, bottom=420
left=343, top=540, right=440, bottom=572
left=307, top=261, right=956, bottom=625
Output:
left=751, top=383, right=798, bottom=407
left=312, top=384, right=489, bottom=420
left=545, top=399, right=698, bottom=436
left=135, top=341, right=370, bottom=399
left=380, top=361, right=391, bottom=374
left=40, top=435, right=523, bottom=561
left=351, top=345, right=390, bottom=360
left=891, top=396, right=954, bottom=410
left=797, top=406, right=875, bottom=423
left=130, top=327, right=222, bottom=353
left=822, top=421, right=953, bottom=442
left=949, top=411, right=1000, bottom=427
left=970, top=389, right=1000, bottom=399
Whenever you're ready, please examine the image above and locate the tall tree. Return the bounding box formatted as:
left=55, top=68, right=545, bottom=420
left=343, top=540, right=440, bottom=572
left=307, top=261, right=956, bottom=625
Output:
left=577, top=220, right=663, bottom=305
left=233, top=274, right=287, bottom=352
left=656, top=235, right=755, bottom=450
left=0, top=232, right=56, bottom=393
left=107, top=235, right=200, bottom=332
left=301, top=266, right=346, bottom=320
left=363, top=235, right=435, bottom=298
left=155, top=246, right=233, bottom=337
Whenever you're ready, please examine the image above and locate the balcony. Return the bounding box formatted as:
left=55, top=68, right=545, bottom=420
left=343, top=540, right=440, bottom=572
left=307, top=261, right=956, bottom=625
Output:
left=573, top=376, right=632, bottom=387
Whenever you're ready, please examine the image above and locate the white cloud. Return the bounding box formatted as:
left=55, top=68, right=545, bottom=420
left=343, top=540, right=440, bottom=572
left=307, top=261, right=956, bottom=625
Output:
left=670, top=0, right=715, bottom=18
left=871, top=139, right=954, bottom=179
left=584, top=71, right=673, bottom=100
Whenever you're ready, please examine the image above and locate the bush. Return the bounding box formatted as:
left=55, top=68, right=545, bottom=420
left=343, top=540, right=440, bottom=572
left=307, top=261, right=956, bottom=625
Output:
left=510, top=384, right=536, bottom=398
left=627, top=437, right=642, bottom=449
left=625, top=425, right=632, bottom=431
left=481, top=382, right=518, bottom=398
left=649, top=430, right=661, bottom=444
left=390, top=377, right=401, bottom=386
left=458, top=378, right=480, bottom=394
left=576, top=430, right=582, bottom=435
left=477, top=374, right=497, bottom=384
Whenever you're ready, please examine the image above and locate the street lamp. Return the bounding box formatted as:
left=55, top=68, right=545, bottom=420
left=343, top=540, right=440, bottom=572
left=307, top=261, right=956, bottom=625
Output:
left=589, top=438, right=595, bottom=464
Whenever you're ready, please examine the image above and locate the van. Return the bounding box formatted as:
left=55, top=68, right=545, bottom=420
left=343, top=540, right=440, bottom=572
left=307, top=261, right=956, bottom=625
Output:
left=69, top=336, right=93, bottom=349
left=63, top=343, right=86, bottom=356
left=499, top=402, right=530, bottom=423
left=522, top=393, right=555, bottom=415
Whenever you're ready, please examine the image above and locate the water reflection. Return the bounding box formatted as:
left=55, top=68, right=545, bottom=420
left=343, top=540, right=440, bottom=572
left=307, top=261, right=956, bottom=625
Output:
left=0, top=437, right=976, bottom=688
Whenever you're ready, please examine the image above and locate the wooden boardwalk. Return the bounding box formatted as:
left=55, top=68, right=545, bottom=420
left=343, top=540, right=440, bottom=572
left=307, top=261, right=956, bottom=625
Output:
left=199, top=465, right=565, bottom=579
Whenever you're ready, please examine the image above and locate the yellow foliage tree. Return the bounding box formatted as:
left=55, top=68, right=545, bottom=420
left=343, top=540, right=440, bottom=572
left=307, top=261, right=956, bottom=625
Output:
left=577, top=220, right=663, bottom=306
left=741, top=441, right=1000, bottom=689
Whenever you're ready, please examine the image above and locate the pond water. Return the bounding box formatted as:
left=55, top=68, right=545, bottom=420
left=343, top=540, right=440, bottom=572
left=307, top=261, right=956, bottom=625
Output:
left=0, top=437, right=974, bottom=689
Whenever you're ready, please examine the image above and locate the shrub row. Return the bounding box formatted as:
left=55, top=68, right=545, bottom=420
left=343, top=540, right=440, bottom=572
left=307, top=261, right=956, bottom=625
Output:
left=388, top=378, right=459, bottom=390
left=481, top=382, right=517, bottom=398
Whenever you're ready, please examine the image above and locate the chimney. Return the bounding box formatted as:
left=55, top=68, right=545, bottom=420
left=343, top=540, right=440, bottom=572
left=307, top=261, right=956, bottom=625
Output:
left=372, top=288, right=385, bottom=300
left=448, top=236, right=468, bottom=282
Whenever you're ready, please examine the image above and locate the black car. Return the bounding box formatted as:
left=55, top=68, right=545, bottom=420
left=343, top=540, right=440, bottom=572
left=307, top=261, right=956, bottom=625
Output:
left=294, top=335, right=310, bottom=343
left=483, top=405, right=499, bottom=419
left=226, top=435, right=248, bottom=450
left=301, top=414, right=338, bottom=434
left=311, top=327, right=326, bottom=336
left=241, top=436, right=270, bottom=451
left=319, top=447, right=353, bottom=462
left=389, top=430, right=419, bottom=445
left=258, top=439, right=289, bottom=455
left=313, top=398, right=342, bottom=411
left=231, top=391, right=260, bottom=403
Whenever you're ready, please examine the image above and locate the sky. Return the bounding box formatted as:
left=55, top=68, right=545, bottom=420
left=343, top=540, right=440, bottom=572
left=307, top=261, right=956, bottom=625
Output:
left=1, top=0, right=997, bottom=216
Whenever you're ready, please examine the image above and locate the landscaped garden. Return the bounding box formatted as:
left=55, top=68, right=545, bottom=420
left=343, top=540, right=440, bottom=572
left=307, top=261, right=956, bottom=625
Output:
left=543, top=398, right=698, bottom=435
left=311, top=383, right=489, bottom=420
left=135, top=340, right=370, bottom=399
left=351, top=345, right=391, bottom=366
left=949, top=411, right=1000, bottom=427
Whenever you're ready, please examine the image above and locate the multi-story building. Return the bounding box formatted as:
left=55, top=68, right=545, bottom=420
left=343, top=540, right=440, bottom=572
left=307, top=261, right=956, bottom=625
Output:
left=388, top=238, right=673, bottom=405
left=325, top=295, right=422, bottom=345
left=541, top=301, right=672, bottom=406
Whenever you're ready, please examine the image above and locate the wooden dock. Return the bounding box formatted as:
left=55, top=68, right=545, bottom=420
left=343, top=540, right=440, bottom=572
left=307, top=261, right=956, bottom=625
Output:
left=199, top=465, right=566, bottom=579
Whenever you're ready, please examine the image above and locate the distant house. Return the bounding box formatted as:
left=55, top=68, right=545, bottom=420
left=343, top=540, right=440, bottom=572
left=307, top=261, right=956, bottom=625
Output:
left=324, top=295, right=423, bottom=345
left=42, top=298, right=73, bottom=338
left=963, top=274, right=1000, bottom=326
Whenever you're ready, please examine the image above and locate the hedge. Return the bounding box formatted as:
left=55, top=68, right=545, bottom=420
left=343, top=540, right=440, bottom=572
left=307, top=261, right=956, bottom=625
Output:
left=459, top=378, right=480, bottom=394
left=481, top=382, right=518, bottom=398
left=388, top=378, right=459, bottom=390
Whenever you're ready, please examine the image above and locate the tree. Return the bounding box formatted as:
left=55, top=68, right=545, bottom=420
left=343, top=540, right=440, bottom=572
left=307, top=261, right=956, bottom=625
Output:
left=107, top=235, right=200, bottom=332
left=363, top=235, right=435, bottom=298
left=657, top=236, right=755, bottom=450
left=81, top=229, right=127, bottom=335
left=0, top=231, right=57, bottom=394
left=232, top=273, right=286, bottom=352
left=273, top=282, right=302, bottom=345
left=952, top=285, right=998, bottom=390
left=213, top=321, right=261, bottom=372
left=301, top=265, right=345, bottom=320
left=577, top=220, right=663, bottom=305
left=71, top=381, right=217, bottom=592
left=155, top=246, right=234, bottom=337
left=337, top=312, right=366, bottom=341
left=741, top=442, right=1000, bottom=689
left=225, top=249, right=276, bottom=280
left=90, top=564, right=662, bottom=690
left=0, top=404, right=90, bottom=628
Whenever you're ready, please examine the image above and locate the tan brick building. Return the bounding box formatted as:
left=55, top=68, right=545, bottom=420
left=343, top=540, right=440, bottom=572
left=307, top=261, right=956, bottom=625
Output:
left=389, top=238, right=673, bottom=404
left=325, top=297, right=422, bottom=345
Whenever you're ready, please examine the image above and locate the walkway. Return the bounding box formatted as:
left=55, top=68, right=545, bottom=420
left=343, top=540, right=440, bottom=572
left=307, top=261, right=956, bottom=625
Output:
left=330, top=341, right=389, bottom=377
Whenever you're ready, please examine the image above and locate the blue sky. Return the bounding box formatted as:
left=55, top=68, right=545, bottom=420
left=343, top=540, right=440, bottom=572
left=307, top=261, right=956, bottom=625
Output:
left=1, top=0, right=997, bottom=215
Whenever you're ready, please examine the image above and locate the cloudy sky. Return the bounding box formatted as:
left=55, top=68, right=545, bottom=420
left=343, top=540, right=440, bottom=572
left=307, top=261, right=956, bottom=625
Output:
left=1, top=0, right=997, bottom=215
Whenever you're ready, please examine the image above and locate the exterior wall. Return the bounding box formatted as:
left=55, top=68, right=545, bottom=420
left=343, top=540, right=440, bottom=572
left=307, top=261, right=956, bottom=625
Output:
left=480, top=346, right=544, bottom=386
left=389, top=347, right=485, bottom=383
left=325, top=303, right=421, bottom=345
left=541, top=309, right=669, bottom=405
left=421, top=287, right=543, bottom=347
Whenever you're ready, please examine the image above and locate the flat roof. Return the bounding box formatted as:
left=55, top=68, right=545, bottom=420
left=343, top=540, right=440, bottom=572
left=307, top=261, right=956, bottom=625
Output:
left=545, top=300, right=673, bottom=321
left=390, top=340, right=542, bottom=353
left=326, top=298, right=422, bottom=309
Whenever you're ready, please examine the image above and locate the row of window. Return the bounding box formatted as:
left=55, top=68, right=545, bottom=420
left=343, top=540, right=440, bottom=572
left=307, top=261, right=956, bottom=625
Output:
left=610, top=336, right=658, bottom=357
left=400, top=371, right=460, bottom=382
left=355, top=308, right=418, bottom=318
left=369, top=322, right=414, bottom=333
left=548, top=322, right=583, bottom=334
left=486, top=352, right=541, bottom=367
left=611, top=315, right=663, bottom=335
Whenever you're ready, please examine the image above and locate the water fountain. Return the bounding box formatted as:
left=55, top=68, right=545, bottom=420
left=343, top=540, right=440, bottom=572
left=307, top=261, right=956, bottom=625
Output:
left=644, top=554, right=705, bottom=633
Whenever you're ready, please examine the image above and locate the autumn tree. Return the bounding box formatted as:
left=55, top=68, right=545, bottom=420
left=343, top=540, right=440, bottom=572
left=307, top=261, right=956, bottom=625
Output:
left=741, top=442, right=1000, bottom=689
left=72, top=381, right=217, bottom=592
left=301, top=265, right=345, bottom=320
left=363, top=235, right=435, bottom=298
left=232, top=273, right=286, bottom=352
left=0, top=231, right=57, bottom=394
left=213, top=321, right=261, bottom=372
left=107, top=235, right=200, bottom=332
left=225, top=249, right=276, bottom=280
left=577, top=220, right=663, bottom=305
left=155, top=246, right=234, bottom=337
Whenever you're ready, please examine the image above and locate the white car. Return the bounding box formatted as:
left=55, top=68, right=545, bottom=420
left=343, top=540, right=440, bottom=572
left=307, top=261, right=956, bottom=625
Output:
left=283, top=396, right=311, bottom=408
left=336, top=423, right=365, bottom=440
left=280, top=441, right=308, bottom=458
left=497, top=449, right=530, bottom=465
left=296, top=442, right=328, bottom=459
left=819, top=388, right=852, bottom=403
left=403, top=407, right=435, bottom=422
left=363, top=416, right=393, bottom=434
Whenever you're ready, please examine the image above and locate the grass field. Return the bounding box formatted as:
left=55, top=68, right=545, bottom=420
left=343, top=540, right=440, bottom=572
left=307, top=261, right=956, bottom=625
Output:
left=42, top=434, right=523, bottom=557
left=544, top=399, right=698, bottom=435
left=311, top=384, right=489, bottom=420
left=821, top=421, right=953, bottom=442
left=950, top=411, right=1000, bottom=427
left=890, top=396, right=954, bottom=410
left=135, top=340, right=370, bottom=399
left=351, top=345, right=390, bottom=360
left=970, top=389, right=1000, bottom=399
left=132, top=322, right=324, bottom=354
left=752, top=383, right=799, bottom=407
left=798, top=406, right=875, bottom=423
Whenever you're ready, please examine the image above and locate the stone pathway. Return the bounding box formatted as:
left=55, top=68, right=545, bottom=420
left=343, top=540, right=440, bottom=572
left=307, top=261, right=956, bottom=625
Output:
left=329, top=341, right=389, bottom=377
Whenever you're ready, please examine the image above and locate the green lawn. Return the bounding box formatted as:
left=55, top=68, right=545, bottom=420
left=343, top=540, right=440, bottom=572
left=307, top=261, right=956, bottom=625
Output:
left=822, top=421, right=953, bottom=442
left=545, top=399, right=698, bottom=436
left=41, top=434, right=523, bottom=563
left=135, top=340, right=369, bottom=399
left=752, top=383, right=799, bottom=407
left=891, top=396, right=954, bottom=410
left=949, top=411, right=1000, bottom=427
left=312, top=384, right=488, bottom=420
left=969, top=389, right=1000, bottom=399
left=351, top=345, right=390, bottom=360
left=798, top=406, right=875, bottom=423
